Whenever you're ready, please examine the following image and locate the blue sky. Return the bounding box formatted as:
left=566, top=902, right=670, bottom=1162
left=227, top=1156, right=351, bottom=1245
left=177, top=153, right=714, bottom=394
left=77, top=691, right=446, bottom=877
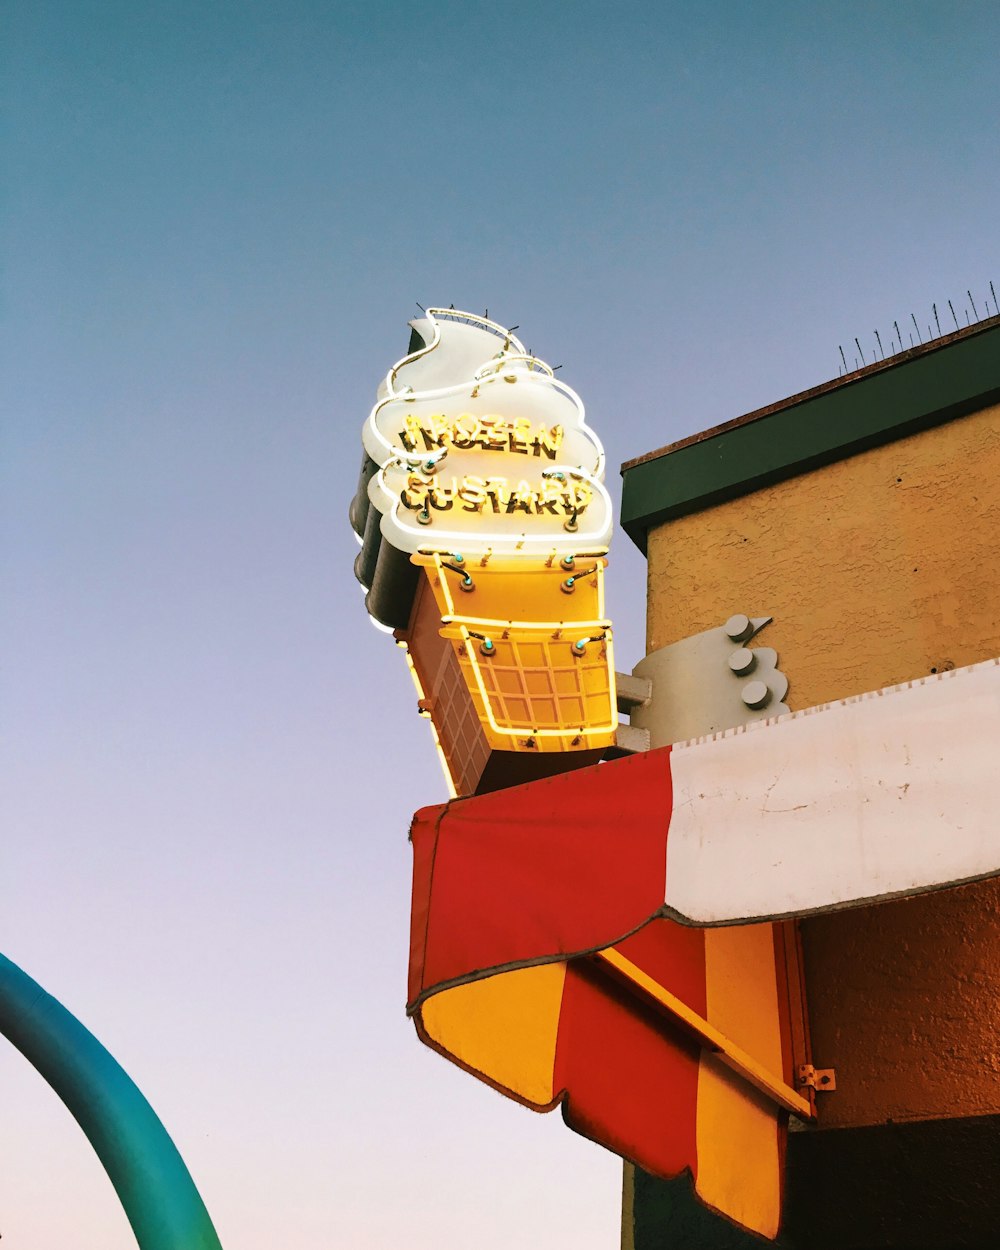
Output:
left=3, top=3, right=998, bottom=1246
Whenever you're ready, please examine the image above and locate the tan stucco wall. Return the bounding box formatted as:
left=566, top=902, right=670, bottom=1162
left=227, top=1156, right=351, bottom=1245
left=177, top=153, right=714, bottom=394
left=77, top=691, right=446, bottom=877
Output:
left=644, top=401, right=1000, bottom=1128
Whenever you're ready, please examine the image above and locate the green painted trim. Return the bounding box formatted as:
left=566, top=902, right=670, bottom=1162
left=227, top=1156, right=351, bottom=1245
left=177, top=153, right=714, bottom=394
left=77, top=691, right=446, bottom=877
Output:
left=620, top=322, right=1000, bottom=554
left=630, top=1169, right=788, bottom=1250
left=0, top=952, right=223, bottom=1250
left=631, top=1113, right=1000, bottom=1248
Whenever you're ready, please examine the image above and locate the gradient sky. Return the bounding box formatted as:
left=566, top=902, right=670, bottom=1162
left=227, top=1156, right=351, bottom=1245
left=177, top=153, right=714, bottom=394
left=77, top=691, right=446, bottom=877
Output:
left=3, top=3, right=999, bottom=1247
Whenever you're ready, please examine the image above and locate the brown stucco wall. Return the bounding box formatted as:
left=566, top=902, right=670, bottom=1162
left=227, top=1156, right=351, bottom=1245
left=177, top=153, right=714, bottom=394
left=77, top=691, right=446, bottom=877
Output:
left=644, top=401, right=1000, bottom=1129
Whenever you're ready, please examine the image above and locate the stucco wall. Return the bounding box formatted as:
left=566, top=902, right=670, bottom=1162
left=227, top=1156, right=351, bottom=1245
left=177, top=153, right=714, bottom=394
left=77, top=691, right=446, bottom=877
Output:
left=644, top=401, right=1000, bottom=1128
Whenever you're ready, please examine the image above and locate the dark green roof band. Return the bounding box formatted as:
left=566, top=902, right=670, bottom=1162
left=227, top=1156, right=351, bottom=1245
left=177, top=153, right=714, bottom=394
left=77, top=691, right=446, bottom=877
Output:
left=620, top=317, right=1000, bottom=555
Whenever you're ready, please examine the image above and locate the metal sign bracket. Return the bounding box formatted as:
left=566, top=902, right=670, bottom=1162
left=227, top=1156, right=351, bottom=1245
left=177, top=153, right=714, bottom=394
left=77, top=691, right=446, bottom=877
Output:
left=798, top=1063, right=837, bottom=1092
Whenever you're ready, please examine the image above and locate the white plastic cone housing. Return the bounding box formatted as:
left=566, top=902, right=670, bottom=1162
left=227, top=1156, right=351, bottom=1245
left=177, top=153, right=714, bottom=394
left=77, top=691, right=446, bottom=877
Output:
left=362, top=310, right=612, bottom=557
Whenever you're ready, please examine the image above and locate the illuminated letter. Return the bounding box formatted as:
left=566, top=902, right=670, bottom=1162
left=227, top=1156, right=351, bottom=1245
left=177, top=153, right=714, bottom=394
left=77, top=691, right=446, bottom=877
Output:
left=570, top=482, right=593, bottom=513
left=478, top=418, right=508, bottom=452
left=535, top=481, right=561, bottom=514
left=458, top=475, right=487, bottom=512
left=400, top=415, right=425, bottom=452
left=508, top=418, right=531, bottom=455
left=415, top=415, right=446, bottom=451
left=400, top=474, right=430, bottom=511
left=430, top=483, right=455, bottom=512
left=485, top=477, right=511, bottom=513
left=451, top=414, right=478, bottom=450
left=532, top=424, right=564, bottom=460
left=508, top=481, right=535, bottom=515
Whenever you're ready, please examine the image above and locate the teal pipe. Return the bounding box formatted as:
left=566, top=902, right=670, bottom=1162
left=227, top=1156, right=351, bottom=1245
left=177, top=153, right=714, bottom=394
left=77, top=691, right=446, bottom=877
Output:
left=0, top=951, right=222, bottom=1250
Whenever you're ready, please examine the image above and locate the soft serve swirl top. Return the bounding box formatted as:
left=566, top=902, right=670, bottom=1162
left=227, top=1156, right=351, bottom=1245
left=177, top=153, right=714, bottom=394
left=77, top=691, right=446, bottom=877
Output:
left=363, top=310, right=612, bottom=556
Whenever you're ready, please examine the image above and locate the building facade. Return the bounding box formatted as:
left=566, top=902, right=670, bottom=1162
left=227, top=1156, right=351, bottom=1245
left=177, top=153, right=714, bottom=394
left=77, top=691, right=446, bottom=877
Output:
left=620, top=315, right=1000, bottom=1248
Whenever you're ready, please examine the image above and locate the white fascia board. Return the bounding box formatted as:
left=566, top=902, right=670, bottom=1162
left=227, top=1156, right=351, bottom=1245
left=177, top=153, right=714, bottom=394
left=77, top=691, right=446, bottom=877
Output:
left=664, top=657, right=1000, bottom=925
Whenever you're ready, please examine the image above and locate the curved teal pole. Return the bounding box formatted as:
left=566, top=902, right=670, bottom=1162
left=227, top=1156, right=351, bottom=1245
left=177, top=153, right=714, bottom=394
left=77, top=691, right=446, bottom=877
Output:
left=0, top=951, right=222, bottom=1250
